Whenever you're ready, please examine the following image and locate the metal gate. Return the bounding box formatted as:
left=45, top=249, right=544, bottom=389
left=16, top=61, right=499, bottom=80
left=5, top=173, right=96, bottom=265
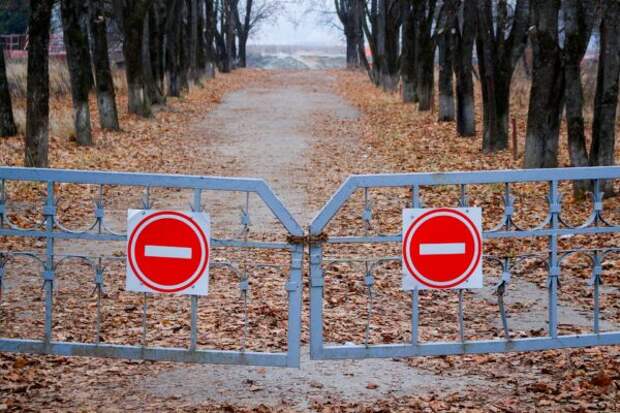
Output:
left=0, top=167, right=304, bottom=367
left=2, top=166, right=620, bottom=367
left=309, top=167, right=620, bottom=360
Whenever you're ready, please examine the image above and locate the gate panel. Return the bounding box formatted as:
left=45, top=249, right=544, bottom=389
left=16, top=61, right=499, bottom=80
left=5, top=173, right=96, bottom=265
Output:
left=0, top=167, right=304, bottom=367
left=309, top=166, right=620, bottom=360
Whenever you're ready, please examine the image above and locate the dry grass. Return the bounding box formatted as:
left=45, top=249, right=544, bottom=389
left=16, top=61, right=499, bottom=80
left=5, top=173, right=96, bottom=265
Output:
left=6, top=58, right=127, bottom=100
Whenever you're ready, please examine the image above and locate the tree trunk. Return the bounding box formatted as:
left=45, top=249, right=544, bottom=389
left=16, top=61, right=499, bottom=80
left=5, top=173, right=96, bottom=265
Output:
left=166, top=0, right=183, bottom=97
left=89, top=0, right=120, bottom=130
left=25, top=0, right=54, bottom=167
left=590, top=0, right=620, bottom=173
left=0, top=49, right=17, bottom=137
left=345, top=32, right=358, bottom=69
left=400, top=1, right=417, bottom=103
left=437, top=30, right=454, bottom=121
left=61, top=0, right=94, bottom=145
left=238, top=33, right=248, bottom=68
left=114, top=0, right=153, bottom=117
left=178, top=0, right=191, bottom=92
left=565, top=62, right=590, bottom=172
left=196, top=0, right=207, bottom=74
left=189, top=0, right=199, bottom=81
left=376, top=0, right=400, bottom=92
left=523, top=0, right=564, bottom=168
left=414, top=0, right=435, bottom=111
left=476, top=0, right=529, bottom=153
left=205, top=0, right=217, bottom=78
left=452, top=0, right=475, bottom=136
left=143, top=12, right=165, bottom=104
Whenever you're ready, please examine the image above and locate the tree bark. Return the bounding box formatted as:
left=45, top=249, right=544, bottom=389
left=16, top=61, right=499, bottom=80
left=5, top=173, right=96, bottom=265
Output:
left=166, top=0, right=183, bottom=97
left=452, top=0, right=475, bottom=136
left=376, top=0, right=400, bottom=92
left=189, top=0, right=199, bottom=81
left=400, top=0, right=417, bottom=102
left=437, top=6, right=454, bottom=122
left=142, top=11, right=165, bottom=104
left=523, top=0, right=564, bottom=168
left=414, top=0, right=436, bottom=111
left=196, top=0, right=208, bottom=74
left=25, top=0, right=54, bottom=167
left=205, top=0, right=217, bottom=78
left=61, top=0, right=94, bottom=146
left=0, top=49, right=17, bottom=137
left=590, top=1, right=620, bottom=174
left=476, top=0, right=529, bottom=152
left=89, top=0, right=120, bottom=130
left=113, top=0, right=153, bottom=117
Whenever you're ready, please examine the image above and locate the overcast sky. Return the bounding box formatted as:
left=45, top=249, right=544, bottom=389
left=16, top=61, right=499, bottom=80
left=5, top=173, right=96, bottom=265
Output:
left=248, top=1, right=344, bottom=46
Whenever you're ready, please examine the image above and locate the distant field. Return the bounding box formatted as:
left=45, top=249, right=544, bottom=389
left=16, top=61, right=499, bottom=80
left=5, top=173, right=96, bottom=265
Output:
left=246, top=44, right=347, bottom=70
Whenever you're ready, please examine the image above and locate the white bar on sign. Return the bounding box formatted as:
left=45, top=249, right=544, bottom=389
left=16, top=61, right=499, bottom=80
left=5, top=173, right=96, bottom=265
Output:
left=419, top=243, right=466, bottom=256
left=144, top=245, right=192, bottom=259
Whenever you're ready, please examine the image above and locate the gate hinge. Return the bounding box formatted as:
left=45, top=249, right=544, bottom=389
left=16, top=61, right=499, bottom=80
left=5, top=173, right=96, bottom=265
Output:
left=287, top=233, right=328, bottom=245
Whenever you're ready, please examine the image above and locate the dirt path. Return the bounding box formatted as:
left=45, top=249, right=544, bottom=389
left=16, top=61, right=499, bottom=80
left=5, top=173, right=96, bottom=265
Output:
left=194, top=71, right=359, bottom=231
left=135, top=71, right=485, bottom=411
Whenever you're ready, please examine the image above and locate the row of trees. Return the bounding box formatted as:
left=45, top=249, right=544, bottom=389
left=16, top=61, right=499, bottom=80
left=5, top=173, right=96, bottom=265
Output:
left=0, top=0, right=279, bottom=167
left=337, top=0, right=619, bottom=176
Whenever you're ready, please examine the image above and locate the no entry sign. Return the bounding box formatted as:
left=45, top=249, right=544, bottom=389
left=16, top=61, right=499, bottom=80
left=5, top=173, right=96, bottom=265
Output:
left=402, top=208, right=482, bottom=290
left=126, top=210, right=211, bottom=295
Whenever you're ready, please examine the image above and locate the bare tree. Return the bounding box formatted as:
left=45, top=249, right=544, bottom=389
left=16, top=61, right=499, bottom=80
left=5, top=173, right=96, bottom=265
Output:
left=89, top=0, right=120, bottom=130
left=205, top=0, right=217, bottom=77
left=0, top=49, right=17, bottom=137
left=400, top=0, right=417, bottom=102
left=113, top=0, right=154, bottom=117
left=413, top=0, right=436, bottom=111
left=25, top=0, right=54, bottom=167
left=564, top=0, right=599, bottom=180
left=450, top=0, right=476, bottom=136
left=376, top=0, right=400, bottom=91
left=590, top=1, right=620, bottom=175
left=436, top=1, right=454, bottom=121
left=476, top=0, right=529, bottom=152
left=523, top=0, right=564, bottom=168
left=61, top=0, right=94, bottom=145
left=334, top=0, right=364, bottom=68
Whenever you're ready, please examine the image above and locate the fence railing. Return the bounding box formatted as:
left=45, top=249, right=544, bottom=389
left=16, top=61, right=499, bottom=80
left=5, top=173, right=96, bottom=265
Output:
left=0, top=167, right=304, bottom=367
left=308, top=166, right=620, bottom=360
left=2, top=166, right=620, bottom=366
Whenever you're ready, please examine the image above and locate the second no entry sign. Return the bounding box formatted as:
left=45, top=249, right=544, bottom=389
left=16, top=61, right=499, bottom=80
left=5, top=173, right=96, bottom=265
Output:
left=126, top=210, right=211, bottom=295
left=402, top=208, right=483, bottom=290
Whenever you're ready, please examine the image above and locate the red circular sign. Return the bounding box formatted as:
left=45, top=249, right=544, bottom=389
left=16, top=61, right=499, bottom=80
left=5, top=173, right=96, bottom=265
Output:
left=128, top=211, right=209, bottom=293
left=402, top=208, right=481, bottom=289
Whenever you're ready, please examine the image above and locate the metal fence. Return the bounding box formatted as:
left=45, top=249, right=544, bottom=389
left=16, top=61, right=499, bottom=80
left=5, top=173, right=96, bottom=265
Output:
left=309, top=166, right=620, bottom=360
left=0, top=167, right=304, bottom=367
left=2, top=166, right=620, bottom=367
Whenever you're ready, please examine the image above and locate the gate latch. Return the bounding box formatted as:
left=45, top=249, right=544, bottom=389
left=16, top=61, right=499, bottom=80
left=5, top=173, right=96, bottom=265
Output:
left=287, top=233, right=328, bottom=245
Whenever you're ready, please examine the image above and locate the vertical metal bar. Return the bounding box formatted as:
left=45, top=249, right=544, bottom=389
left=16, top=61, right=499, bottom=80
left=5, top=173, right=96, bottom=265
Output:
left=411, top=185, right=421, bottom=346
left=44, top=181, right=55, bottom=344
left=411, top=288, right=419, bottom=345
left=593, top=276, right=600, bottom=334
left=458, top=289, right=465, bottom=342
left=190, top=295, right=198, bottom=351
left=286, top=244, right=303, bottom=367
left=142, top=292, right=148, bottom=347
left=548, top=180, right=559, bottom=338
left=309, top=243, right=324, bottom=360
left=593, top=252, right=602, bottom=334
left=190, top=188, right=202, bottom=351
left=96, top=285, right=101, bottom=344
